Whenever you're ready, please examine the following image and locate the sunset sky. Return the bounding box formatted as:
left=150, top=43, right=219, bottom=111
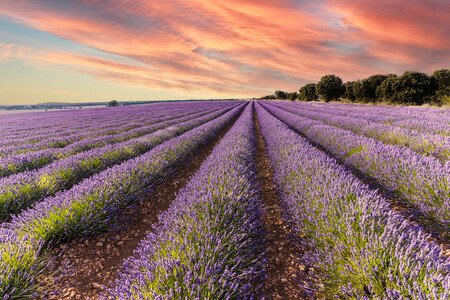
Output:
left=0, top=0, right=449, bottom=104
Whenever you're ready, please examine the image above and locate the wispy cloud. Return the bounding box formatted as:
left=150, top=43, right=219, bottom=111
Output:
left=0, top=0, right=448, bottom=99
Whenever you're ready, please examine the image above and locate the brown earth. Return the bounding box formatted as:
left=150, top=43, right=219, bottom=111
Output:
left=34, top=108, right=243, bottom=300
left=253, top=107, right=321, bottom=300
left=262, top=104, right=450, bottom=256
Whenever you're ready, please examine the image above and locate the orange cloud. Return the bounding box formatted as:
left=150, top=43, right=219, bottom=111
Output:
left=329, top=0, right=450, bottom=69
left=0, top=0, right=449, bottom=98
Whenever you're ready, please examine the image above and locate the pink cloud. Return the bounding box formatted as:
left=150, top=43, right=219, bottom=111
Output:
left=0, top=0, right=449, bottom=97
left=329, top=0, right=450, bottom=69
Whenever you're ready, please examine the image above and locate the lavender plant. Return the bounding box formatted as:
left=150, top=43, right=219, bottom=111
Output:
left=256, top=102, right=450, bottom=299
left=262, top=102, right=450, bottom=228
left=0, top=105, right=237, bottom=221
left=0, top=105, right=230, bottom=178
left=107, top=103, right=265, bottom=299
left=0, top=103, right=244, bottom=298
left=0, top=103, right=230, bottom=155
left=269, top=101, right=450, bottom=161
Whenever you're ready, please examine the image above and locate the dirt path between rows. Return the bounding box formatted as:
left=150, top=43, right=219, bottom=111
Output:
left=253, top=107, right=317, bottom=300
left=34, top=108, right=243, bottom=300
left=261, top=103, right=450, bottom=256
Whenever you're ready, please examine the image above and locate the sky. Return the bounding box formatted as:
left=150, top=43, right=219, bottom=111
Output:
left=0, top=0, right=449, bottom=105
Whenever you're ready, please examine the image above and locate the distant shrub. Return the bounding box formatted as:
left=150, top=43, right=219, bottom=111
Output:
left=108, top=100, right=119, bottom=107
left=299, top=83, right=318, bottom=101
left=316, top=75, right=345, bottom=102
left=267, top=68, right=447, bottom=106
left=274, top=90, right=288, bottom=100
left=287, top=92, right=298, bottom=101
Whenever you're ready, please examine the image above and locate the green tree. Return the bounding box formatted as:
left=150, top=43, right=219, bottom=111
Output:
left=108, top=100, right=119, bottom=107
left=392, top=71, right=438, bottom=105
left=361, top=75, right=388, bottom=101
left=432, top=69, right=450, bottom=98
left=287, top=92, right=298, bottom=101
left=343, top=81, right=356, bottom=102
left=260, top=94, right=276, bottom=99
left=376, top=75, right=398, bottom=101
left=352, top=80, right=364, bottom=101
left=299, top=83, right=318, bottom=101
left=316, top=75, right=345, bottom=102
left=274, top=90, right=288, bottom=100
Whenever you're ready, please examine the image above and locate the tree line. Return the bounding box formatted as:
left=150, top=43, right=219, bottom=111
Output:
left=262, top=69, right=450, bottom=106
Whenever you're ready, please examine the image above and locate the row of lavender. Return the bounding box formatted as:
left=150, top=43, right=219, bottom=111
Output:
left=0, top=102, right=231, bottom=154
left=0, top=103, right=184, bottom=146
left=107, top=103, right=265, bottom=299
left=0, top=103, right=244, bottom=298
left=271, top=101, right=450, bottom=161
left=292, top=101, right=450, bottom=136
left=262, top=102, right=450, bottom=228
left=0, top=112, right=153, bottom=149
left=0, top=109, right=175, bottom=153
left=0, top=104, right=238, bottom=221
left=0, top=101, right=218, bottom=142
left=0, top=104, right=229, bottom=178
left=256, top=103, right=449, bottom=299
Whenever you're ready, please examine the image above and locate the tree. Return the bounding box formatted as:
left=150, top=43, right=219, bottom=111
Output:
left=376, top=75, right=398, bottom=101
left=432, top=69, right=450, bottom=98
left=260, top=94, right=276, bottom=99
left=287, top=92, right=298, bottom=101
left=298, top=83, right=318, bottom=101
left=392, top=71, right=438, bottom=105
left=108, top=100, right=119, bottom=107
left=352, top=80, right=364, bottom=101
left=316, top=75, right=345, bottom=102
left=360, top=75, right=388, bottom=101
left=274, top=90, right=288, bottom=100
left=343, top=81, right=357, bottom=102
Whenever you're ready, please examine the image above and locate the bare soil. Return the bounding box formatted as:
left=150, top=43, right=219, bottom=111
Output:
left=34, top=110, right=242, bottom=300
left=253, top=108, right=320, bottom=300
left=262, top=104, right=450, bottom=256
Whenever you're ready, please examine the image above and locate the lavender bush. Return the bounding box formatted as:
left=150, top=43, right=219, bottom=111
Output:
left=0, top=105, right=236, bottom=220
left=256, top=102, right=450, bottom=299
left=0, top=105, right=230, bottom=178
left=107, top=103, right=265, bottom=299
left=262, top=102, right=450, bottom=227
left=0, top=103, right=244, bottom=298
left=270, top=101, right=450, bottom=161
left=0, top=103, right=231, bottom=155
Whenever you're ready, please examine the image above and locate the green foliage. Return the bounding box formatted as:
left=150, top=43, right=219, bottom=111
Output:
left=391, top=71, right=438, bottom=105
left=299, top=83, right=318, bottom=101
left=343, top=81, right=356, bottom=101
left=287, top=92, right=298, bottom=101
left=268, top=69, right=447, bottom=106
left=432, top=69, right=450, bottom=99
left=359, top=75, right=388, bottom=102
left=352, top=80, right=363, bottom=101
left=274, top=90, right=287, bottom=100
left=260, top=94, right=275, bottom=99
left=0, top=240, right=41, bottom=298
left=316, top=74, right=345, bottom=102
left=108, top=100, right=119, bottom=107
left=376, top=75, right=398, bottom=101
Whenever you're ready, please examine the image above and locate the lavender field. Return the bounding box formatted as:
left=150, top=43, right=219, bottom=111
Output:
left=0, top=101, right=449, bottom=299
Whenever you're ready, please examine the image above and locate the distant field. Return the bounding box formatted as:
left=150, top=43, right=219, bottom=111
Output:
left=0, top=100, right=449, bottom=299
